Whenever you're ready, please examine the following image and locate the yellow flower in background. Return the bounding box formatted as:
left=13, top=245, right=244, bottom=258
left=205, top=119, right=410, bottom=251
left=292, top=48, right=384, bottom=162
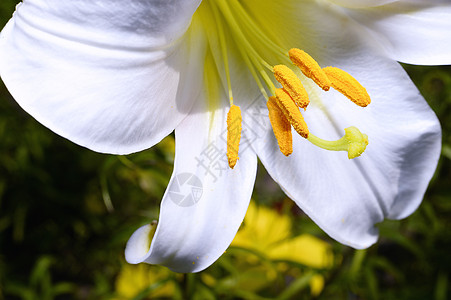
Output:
left=310, top=275, right=326, bottom=297
left=231, top=201, right=333, bottom=295
left=232, top=202, right=292, bottom=251
left=114, top=264, right=177, bottom=300
left=233, top=202, right=333, bottom=269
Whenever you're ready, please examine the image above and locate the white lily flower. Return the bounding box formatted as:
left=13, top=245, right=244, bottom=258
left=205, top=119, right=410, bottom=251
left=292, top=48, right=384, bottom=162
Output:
left=1, top=0, right=450, bottom=273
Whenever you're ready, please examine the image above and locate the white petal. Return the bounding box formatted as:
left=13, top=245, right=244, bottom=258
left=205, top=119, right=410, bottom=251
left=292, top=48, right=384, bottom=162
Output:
left=253, top=53, right=440, bottom=248
left=328, top=0, right=449, bottom=9
left=125, top=100, right=258, bottom=272
left=246, top=3, right=441, bottom=248
left=328, top=0, right=400, bottom=8
left=0, top=0, right=205, bottom=154
left=338, top=2, right=451, bottom=65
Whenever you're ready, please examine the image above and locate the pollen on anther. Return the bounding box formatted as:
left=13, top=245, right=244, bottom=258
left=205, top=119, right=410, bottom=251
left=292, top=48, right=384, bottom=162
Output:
left=289, top=48, right=331, bottom=91
left=227, top=105, right=242, bottom=169
left=323, top=67, right=371, bottom=107
left=275, top=89, right=309, bottom=139
left=267, top=96, right=293, bottom=156
left=273, top=65, right=309, bottom=109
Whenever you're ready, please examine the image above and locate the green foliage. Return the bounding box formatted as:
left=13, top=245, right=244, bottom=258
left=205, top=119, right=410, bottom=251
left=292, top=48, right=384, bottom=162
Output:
left=4, top=256, right=75, bottom=300
left=1, top=1, right=451, bottom=299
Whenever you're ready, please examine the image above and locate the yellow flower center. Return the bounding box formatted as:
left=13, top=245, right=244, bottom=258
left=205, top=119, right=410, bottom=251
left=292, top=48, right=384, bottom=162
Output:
left=194, top=0, right=371, bottom=168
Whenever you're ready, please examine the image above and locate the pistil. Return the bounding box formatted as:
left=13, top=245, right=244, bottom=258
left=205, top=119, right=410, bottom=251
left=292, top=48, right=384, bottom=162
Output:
left=307, top=127, right=369, bottom=159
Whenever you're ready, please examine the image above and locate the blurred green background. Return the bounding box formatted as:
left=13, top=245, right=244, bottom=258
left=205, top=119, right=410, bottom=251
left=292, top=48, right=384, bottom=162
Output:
left=1, top=1, right=450, bottom=299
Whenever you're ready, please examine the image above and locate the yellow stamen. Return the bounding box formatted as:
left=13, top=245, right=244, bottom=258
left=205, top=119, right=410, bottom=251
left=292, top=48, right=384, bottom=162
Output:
left=267, top=96, right=293, bottom=156
left=227, top=105, right=242, bottom=168
left=307, top=126, right=368, bottom=159
left=275, top=88, right=309, bottom=138
left=196, top=2, right=371, bottom=162
left=289, top=48, right=331, bottom=91
left=273, top=65, right=309, bottom=109
left=323, top=67, right=371, bottom=107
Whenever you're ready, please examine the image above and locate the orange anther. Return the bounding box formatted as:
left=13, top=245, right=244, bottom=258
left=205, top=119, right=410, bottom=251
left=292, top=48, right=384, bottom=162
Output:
left=267, top=96, right=293, bottom=156
left=227, top=105, right=242, bottom=168
left=273, top=65, right=309, bottom=109
left=289, top=48, right=331, bottom=91
left=275, top=88, right=309, bottom=139
left=323, top=67, right=371, bottom=107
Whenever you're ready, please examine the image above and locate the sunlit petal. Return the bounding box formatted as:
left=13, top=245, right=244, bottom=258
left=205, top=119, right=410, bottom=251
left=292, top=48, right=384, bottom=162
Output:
left=337, top=2, right=451, bottom=64
left=0, top=0, right=205, bottom=154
